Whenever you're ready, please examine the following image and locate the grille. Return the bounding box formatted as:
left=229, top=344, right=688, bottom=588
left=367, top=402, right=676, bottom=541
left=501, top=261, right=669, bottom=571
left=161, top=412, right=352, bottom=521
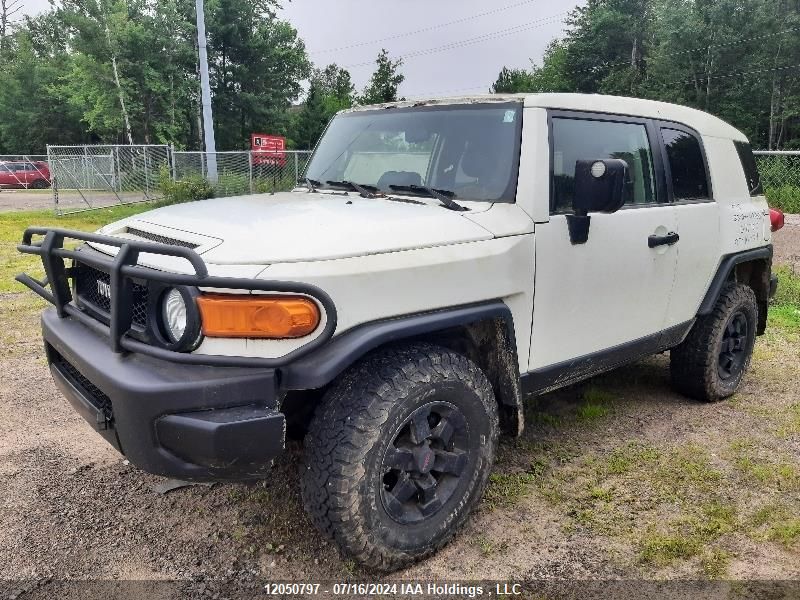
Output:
left=74, top=263, right=149, bottom=328
left=126, top=227, right=199, bottom=249
left=52, top=351, right=113, bottom=423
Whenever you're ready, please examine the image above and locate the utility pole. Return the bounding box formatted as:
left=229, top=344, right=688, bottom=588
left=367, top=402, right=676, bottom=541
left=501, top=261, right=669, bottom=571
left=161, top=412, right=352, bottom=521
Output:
left=195, top=0, right=218, bottom=183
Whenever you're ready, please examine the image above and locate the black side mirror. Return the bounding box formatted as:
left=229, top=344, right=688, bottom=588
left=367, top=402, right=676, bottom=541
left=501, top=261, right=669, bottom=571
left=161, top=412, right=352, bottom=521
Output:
left=566, top=159, right=628, bottom=245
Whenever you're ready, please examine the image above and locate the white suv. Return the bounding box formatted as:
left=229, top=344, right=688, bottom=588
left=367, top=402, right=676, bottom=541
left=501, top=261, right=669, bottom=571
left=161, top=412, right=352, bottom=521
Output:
left=18, top=93, right=780, bottom=571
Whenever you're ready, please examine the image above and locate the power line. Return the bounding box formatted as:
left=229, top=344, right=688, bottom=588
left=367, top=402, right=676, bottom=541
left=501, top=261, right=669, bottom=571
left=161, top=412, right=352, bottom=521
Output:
left=309, top=0, right=542, bottom=55
left=668, top=62, right=800, bottom=86
left=404, top=60, right=800, bottom=103
left=565, top=26, right=800, bottom=79
left=344, top=13, right=568, bottom=69
left=380, top=18, right=800, bottom=101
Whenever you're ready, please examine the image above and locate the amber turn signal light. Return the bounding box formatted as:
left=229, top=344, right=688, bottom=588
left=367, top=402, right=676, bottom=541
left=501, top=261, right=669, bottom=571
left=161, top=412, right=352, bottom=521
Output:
left=197, top=294, right=321, bottom=339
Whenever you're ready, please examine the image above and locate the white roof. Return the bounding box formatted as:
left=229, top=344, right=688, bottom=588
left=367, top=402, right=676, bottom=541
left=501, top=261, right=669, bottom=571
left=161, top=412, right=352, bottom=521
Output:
left=348, top=93, right=747, bottom=141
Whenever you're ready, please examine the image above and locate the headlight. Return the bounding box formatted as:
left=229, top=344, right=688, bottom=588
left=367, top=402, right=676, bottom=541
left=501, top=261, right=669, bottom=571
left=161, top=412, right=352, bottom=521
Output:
left=161, top=288, right=188, bottom=343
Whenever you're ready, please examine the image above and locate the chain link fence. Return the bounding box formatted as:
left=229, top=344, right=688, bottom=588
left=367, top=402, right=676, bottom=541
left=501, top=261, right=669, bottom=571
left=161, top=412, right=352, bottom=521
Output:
left=755, top=150, right=800, bottom=213
left=47, top=145, right=170, bottom=214
left=173, top=150, right=311, bottom=197
left=36, top=146, right=312, bottom=214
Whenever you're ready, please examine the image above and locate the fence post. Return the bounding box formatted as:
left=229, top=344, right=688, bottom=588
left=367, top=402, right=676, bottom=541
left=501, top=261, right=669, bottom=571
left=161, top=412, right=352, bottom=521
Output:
left=83, top=145, right=89, bottom=189
left=143, top=146, right=150, bottom=196
left=170, top=144, right=177, bottom=181
left=113, top=147, right=119, bottom=192
left=249, top=151, right=254, bottom=194
left=47, top=145, right=58, bottom=214
left=294, top=153, right=299, bottom=186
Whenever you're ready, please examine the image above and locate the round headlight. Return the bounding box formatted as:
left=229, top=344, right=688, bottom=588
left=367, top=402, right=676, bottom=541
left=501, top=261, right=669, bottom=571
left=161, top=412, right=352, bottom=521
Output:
left=161, top=288, right=188, bottom=343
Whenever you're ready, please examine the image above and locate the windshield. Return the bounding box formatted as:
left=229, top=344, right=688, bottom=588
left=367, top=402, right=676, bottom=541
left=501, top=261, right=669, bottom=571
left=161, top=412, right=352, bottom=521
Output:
left=305, top=102, right=523, bottom=203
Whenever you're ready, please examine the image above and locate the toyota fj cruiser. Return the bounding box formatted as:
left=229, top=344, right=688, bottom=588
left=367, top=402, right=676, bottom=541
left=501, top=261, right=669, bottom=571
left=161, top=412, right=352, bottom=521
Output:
left=18, top=94, right=782, bottom=571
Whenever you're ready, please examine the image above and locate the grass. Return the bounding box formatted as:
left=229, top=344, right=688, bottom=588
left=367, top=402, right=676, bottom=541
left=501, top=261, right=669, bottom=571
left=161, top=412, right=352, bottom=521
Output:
left=773, top=265, right=800, bottom=308
left=700, top=548, right=732, bottom=579
left=640, top=532, right=702, bottom=564
left=605, top=442, right=661, bottom=475
left=484, top=472, right=539, bottom=508
left=765, top=185, right=800, bottom=214
left=750, top=504, right=800, bottom=548
left=474, top=535, right=507, bottom=557
left=729, top=440, right=799, bottom=490
left=484, top=459, right=547, bottom=509
left=639, top=503, right=736, bottom=565
left=0, top=205, right=154, bottom=293
left=0, top=293, right=47, bottom=356
left=576, top=387, right=615, bottom=422
left=777, top=403, right=800, bottom=438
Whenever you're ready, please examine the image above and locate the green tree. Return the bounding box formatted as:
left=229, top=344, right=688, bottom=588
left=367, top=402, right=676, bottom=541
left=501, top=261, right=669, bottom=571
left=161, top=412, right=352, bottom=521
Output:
left=0, top=0, right=311, bottom=151
left=207, top=0, right=310, bottom=149
left=492, top=43, right=572, bottom=93
left=492, top=0, right=800, bottom=149
left=492, top=67, right=535, bottom=93
left=0, top=14, right=86, bottom=153
left=359, top=49, right=404, bottom=105
left=294, top=64, right=355, bottom=148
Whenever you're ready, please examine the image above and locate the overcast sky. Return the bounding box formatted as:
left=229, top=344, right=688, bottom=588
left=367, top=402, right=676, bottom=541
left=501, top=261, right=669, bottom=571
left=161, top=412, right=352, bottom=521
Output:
left=20, top=0, right=582, bottom=98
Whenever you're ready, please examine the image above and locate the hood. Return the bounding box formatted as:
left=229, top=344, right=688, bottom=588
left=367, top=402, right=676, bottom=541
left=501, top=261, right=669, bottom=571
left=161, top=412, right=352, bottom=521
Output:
left=98, top=192, right=494, bottom=266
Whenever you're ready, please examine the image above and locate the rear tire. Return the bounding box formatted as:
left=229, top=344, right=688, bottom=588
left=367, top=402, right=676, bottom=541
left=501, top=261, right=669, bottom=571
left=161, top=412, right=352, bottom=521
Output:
left=31, top=179, right=49, bottom=189
left=301, top=343, right=498, bottom=572
left=670, top=282, right=758, bottom=402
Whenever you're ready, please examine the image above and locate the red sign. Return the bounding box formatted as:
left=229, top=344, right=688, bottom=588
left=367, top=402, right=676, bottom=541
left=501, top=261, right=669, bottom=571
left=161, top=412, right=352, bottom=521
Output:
left=251, top=133, right=287, bottom=166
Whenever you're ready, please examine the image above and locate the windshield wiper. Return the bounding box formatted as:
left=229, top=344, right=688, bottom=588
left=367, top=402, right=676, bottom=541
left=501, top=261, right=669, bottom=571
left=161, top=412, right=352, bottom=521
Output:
left=326, top=180, right=380, bottom=198
left=305, top=178, right=321, bottom=192
left=388, top=185, right=468, bottom=212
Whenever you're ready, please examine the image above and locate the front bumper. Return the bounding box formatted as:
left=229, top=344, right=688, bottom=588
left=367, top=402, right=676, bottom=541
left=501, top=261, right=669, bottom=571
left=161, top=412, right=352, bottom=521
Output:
left=17, top=226, right=338, bottom=482
left=43, top=308, right=284, bottom=481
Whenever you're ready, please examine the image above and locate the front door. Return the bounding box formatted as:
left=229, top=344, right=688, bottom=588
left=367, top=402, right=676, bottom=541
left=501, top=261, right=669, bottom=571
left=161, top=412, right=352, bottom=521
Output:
left=529, top=113, right=678, bottom=371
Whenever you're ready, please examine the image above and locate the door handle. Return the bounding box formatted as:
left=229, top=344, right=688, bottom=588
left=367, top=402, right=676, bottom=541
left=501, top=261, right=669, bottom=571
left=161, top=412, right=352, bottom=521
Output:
left=648, top=232, right=680, bottom=248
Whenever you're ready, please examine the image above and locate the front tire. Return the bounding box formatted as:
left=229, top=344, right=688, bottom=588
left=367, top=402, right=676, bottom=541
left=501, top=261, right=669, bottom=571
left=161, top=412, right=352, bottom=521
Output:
left=301, top=343, right=498, bottom=572
left=670, top=282, right=758, bottom=402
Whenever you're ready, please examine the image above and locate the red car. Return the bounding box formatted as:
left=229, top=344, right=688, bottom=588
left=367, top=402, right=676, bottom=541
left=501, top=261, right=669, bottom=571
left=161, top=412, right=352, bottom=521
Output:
left=0, top=160, right=51, bottom=189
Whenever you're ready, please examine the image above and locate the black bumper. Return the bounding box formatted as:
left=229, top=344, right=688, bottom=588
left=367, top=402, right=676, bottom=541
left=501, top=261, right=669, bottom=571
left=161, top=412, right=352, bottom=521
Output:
left=43, top=308, right=285, bottom=481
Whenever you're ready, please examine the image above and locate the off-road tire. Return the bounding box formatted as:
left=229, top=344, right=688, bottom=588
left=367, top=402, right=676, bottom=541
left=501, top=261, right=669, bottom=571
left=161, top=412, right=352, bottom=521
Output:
left=301, top=343, right=499, bottom=572
left=670, top=282, right=758, bottom=402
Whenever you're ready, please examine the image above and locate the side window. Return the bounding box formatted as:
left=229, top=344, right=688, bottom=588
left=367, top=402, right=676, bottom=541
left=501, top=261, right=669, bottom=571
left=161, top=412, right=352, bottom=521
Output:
left=734, top=141, right=763, bottom=196
left=661, top=128, right=710, bottom=201
left=551, top=118, right=657, bottom=213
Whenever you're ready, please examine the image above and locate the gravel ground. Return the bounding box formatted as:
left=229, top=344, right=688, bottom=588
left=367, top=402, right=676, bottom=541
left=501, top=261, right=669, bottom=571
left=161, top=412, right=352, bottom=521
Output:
left=0, top=223, right=797, bottom=599
left=774, top=214, right=800, bottom=269
left=0, top=189, right=146, bottom=213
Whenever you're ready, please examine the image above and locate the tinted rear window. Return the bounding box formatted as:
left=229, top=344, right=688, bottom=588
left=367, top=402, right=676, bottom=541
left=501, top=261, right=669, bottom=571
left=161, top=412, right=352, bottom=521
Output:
left=734, top=141, right=763, bottom=196
left=661, top=128, right=710, bottom=201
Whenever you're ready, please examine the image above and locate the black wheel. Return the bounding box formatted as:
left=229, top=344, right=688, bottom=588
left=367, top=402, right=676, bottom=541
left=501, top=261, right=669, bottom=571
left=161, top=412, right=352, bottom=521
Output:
left=31, top=179, right=49, bottom=189
left=670, top=282, right=758, bottom=402
left=301, top=343, right=498, bottom=571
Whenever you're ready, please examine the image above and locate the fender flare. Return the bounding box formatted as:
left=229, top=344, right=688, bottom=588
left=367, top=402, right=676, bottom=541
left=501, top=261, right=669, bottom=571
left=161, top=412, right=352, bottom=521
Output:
left=697, top=246, right=772, bottom=316
left=280, top=300, right=518, bottom=393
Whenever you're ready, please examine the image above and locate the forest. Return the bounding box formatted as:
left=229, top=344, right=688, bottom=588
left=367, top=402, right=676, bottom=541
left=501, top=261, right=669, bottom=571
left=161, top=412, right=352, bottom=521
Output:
left=0, top=0, right=798, bottom=154
left=492, top=0, right=800, bottom=150
left=0, top=0, right=404, bottom=153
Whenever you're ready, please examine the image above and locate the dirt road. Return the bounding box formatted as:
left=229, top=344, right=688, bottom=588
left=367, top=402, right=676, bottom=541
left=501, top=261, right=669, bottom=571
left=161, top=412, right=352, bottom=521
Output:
left=0, top=225, right=798, bottom=599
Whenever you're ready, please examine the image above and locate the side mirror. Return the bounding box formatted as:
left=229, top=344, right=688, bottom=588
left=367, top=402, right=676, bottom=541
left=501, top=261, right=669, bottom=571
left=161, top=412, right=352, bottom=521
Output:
left=566, top=159, right=628, bottom=245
